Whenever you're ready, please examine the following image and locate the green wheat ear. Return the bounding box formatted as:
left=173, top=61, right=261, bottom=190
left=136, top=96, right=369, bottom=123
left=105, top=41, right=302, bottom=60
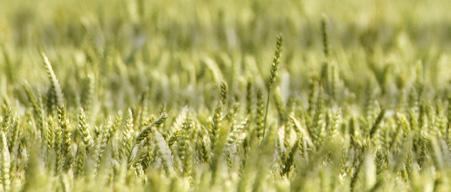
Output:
left=219, top=81, right=228, bottom=106
left=0, top=132, right=10, bottom=192
left=136, top=113, right=168, bottom=144
left=263, top=34, right=283, bottom=137
left=41, top=52, right=64, bottom=109
left=78, top=108, right=93, bottom=148
left=24, top=84, right=45, bottom=131
left=266, top=34, right=283, bottom=90
left=256, top=88, right=265, bottom=140
left=179, top=118, right=193, bottom=177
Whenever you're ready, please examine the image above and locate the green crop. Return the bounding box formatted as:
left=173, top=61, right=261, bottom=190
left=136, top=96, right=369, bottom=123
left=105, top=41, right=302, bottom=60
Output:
left=0, top=0, right=450, bottom=191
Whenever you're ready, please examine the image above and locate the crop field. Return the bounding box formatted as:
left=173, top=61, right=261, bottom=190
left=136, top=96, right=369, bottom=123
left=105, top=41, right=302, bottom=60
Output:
left=0, top=0, right=450, bottom=191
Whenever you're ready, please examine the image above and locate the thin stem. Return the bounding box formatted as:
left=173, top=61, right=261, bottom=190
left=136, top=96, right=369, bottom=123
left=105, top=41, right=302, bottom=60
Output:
left=263, top=88, right=271, bottom=138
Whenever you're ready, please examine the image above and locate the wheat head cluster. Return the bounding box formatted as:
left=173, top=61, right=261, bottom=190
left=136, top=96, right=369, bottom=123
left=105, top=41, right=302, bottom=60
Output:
left=0, top=0, right=450, bottom=191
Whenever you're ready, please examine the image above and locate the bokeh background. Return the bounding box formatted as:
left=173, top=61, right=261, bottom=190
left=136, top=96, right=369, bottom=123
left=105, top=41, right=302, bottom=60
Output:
left=0, top=0, right=450, bottom=109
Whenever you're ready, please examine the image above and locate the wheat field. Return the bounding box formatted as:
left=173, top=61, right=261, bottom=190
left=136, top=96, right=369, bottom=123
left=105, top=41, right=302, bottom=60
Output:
left=0, top=0, right=450, bottom=191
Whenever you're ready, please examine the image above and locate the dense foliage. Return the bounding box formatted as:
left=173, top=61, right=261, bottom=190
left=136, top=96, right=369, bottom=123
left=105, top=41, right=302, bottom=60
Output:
left=0, top=0, right=450, bottom=191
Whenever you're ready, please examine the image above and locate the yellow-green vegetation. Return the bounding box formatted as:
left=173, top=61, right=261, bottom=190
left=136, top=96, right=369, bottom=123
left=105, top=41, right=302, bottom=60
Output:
left=0, top=0, right=451, bottom=191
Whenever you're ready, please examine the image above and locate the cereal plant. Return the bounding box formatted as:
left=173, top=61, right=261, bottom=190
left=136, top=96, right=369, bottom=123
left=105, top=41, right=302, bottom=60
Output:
left=0, top=0, right=450, bottom=191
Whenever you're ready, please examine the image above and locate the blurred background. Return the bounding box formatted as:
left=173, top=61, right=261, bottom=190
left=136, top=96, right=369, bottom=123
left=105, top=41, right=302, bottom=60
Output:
left=0, top=0, right=450, bottom=109
left=1, top=0, right=450, bottom=50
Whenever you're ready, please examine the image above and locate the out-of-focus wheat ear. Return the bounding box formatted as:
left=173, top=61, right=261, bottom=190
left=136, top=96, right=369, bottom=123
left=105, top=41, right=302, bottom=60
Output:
left=80, top=74, right=95, bottom=117
left=54, top=117, right=63, bottom=174
left=307, top=78, right=318, bottom=115
left=119, top=129, right=133, bottom=160
left=45, top=116, right=55, bottom=151
left=219, top=81, right=228, bottom=106
left=179, top=118, right=193, bottom=177
left=447, top=95, right=451, bottom=142
left=210, top=103, right=223, bottom=148
left=136, top=90, right=148, bottom=129
left=57, top=106, right=71, bottom=160
left=310, top=87, right=325, bottom=147
left=2, top=48, right=14, bottom=83
left=430, top=136, right=444, bottom=170
left=41, top=52, right=64, bottom=108
left=321, top=15, right=329, bottom=58
left=135, top=113, right=168, bottom=144
left=0, top=101, right=12, bottom=133
left=386, top=114, right=402, bottom=150
left=225, top=118, right=248, bottom=167
left=274, top=89, right=286, bottom=123
left=256, top=88, right=265, bottom=140
left=109, top=113, right=122, bottom=139
left=75, top=144, right=86, bottom=177
left=168, top=129, right=182, bottom=148
left=0, top=132, right=10, bottom=192
left=329, top=64, right=339, bottom=99
left=78, top=108, right=93, bottom=149
left=24, top=84, right=45, bottom=131
left=284, top=141, right=299, bottom=176
left=246, top=81, right=254, bottom=115
left=369, top=109, right=386, bottom=138
left=9, top=115, right=19, bottom=156
left=21, top=139, right=43, bottom=192
left=153, top=128, right=175, bottom=175
left=92, top=128, right=106, bottom=176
